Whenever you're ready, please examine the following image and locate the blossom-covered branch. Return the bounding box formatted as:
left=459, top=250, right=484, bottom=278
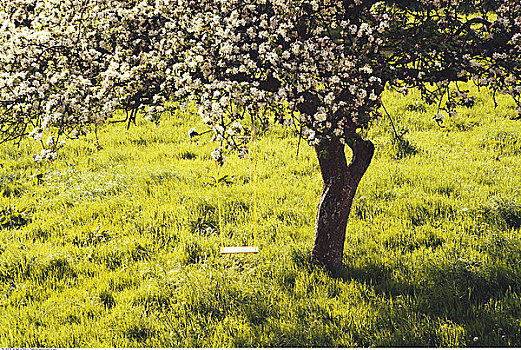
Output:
left=1, top=0, right=520, bottom=162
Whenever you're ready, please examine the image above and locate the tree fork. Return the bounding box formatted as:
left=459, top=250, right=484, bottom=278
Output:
left=311, top=133, right=374, bottom=268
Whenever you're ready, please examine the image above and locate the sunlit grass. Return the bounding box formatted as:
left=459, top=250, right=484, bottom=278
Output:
left=0, top=85, right=520, bottom=347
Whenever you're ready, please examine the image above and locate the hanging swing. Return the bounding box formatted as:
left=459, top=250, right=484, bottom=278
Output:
left=215, top=125, right=259, bottom=255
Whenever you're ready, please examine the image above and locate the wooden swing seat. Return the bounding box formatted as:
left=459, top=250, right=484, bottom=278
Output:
left=220, top=246, right=259, bottom=254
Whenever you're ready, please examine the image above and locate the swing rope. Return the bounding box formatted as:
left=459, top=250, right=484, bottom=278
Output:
left=215, top=159, right=225, bottom=249
left=215, top=124, right=259, bottom=254
left=251, top=125, right=258, bottom=248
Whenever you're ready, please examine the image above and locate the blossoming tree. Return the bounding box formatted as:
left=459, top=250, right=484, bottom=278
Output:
left=0, top=0, right=178, bottom=160
left=1, top=0, right=520, bottom=267
left=175, top=0, right=521, bottom=267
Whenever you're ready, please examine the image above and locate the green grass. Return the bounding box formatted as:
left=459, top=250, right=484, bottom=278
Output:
left=1, top=85, right=520, bottom=347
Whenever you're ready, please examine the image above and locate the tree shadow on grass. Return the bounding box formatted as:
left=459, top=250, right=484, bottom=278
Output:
left=291, top=246, right=521, bottom=347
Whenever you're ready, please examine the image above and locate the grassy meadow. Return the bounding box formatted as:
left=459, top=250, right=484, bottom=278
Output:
left=1, top=85, right=521, bottom=347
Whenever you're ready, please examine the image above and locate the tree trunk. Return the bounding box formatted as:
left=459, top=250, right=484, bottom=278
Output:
left=311, top=133, right=374, bottom=269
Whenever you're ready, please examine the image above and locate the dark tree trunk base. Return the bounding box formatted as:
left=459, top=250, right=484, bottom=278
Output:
left=311, top=134, right=374, bottom=269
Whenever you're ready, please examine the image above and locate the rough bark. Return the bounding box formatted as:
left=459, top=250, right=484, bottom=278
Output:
left=311, top=133, right=374, bottom=268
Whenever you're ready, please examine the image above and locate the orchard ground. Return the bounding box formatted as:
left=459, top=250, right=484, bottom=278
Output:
left=1, top=85, right=521, bottom=347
